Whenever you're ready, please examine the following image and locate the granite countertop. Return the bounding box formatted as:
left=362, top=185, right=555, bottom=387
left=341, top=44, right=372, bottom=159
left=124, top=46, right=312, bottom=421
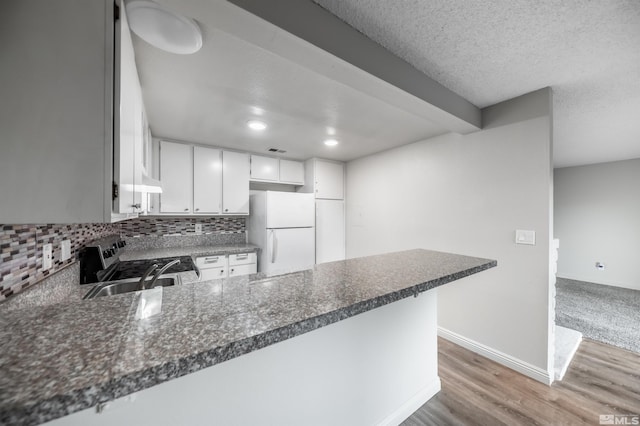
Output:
left=0, top=249, right=496, bottom=425
left=118, top=243, right=259, bottom=262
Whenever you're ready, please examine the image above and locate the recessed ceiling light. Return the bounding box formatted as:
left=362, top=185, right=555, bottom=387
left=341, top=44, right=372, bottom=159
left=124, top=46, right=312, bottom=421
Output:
left=247, top=120, right=267, bottom=131
left=324, top=139, right=339, bottom=147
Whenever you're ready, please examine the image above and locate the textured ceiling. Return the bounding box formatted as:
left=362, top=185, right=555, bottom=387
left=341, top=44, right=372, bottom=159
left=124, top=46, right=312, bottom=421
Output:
left=312, top=0, right=640, bottom=167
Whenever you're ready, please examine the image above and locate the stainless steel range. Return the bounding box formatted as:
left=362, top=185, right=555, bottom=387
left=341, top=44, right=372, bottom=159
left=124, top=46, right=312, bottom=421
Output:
left=79, top=236, right=196, bottom=284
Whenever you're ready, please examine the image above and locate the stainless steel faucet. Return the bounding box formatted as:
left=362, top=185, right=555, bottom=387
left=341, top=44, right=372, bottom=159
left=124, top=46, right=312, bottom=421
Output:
left=144, top=259, right=180, bottom=289
left=138, top=263, right=159, bottom=287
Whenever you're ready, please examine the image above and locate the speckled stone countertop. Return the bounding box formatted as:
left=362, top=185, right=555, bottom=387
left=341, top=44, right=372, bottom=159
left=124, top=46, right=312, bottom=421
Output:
left=118, top=243, right=259, bottom=262
left=0, top=249, right=496, bottom=426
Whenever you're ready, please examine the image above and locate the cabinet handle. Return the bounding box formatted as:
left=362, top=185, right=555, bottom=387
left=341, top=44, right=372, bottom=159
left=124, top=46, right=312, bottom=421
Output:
left=204, top=257, right=219, bottom=263
left=225, top=208, right=228, bottom=212
left=220, top=269, right=225, bottom=275
left=184, top=208, right=189, bottom=212
left=195, top=208, right=200, bottom=212
left=236, top=254, right=248, bottom=259
left=132, top=203, right=141, bottom=209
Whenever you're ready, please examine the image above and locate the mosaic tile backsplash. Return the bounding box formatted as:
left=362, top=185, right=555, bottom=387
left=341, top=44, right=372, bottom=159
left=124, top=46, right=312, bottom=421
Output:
left=119, top=217, right=245, bottom=237
left=0, top=217, right=246, bottom=302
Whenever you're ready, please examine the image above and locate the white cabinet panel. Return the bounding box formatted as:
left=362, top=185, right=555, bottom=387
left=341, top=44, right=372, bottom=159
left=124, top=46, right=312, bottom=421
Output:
left=194, top=146, right=222, bottom=214
left=199, top=267, right=227, bottom=281
left=160, top=141, right=192, bottom=213
left=316, top=199, right=345, bottom=264
left=250, top=155, right=279, bottom=181
left=229, top=263, right=257, bottom=277
left=222, top=151, right=250, bottom=214
left=315, top=160, right=344, bottom=199
left=279, top=159, right=305, bottom=184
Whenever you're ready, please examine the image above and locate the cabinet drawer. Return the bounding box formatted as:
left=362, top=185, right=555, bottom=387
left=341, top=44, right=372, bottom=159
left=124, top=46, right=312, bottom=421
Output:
left=228, top=263, right=257, bottom=277
left=195, top=255, right=228, bottom=268
left=229, top=252, right=257, bottom=266
left=199, top=266, right=228, bottom=281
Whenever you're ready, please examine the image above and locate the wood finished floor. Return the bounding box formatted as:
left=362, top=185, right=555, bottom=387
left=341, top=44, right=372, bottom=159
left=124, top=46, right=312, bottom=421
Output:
left=403, top=337, right=640, bottom=426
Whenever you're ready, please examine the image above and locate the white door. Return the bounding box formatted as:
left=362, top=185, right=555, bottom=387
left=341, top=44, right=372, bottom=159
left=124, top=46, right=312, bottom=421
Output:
left=160, top=141, right=192, bottom=213
left=193, top=146, right=222, bottom=214
left=264, top=227, right=315, bottom=274
left=315, top=160, right=344, bottom=199
left=316, top=199, right=345, bottom=264
left=266, top=192, right=315, bottom=228
left=222, top=151, right=250, bottom=214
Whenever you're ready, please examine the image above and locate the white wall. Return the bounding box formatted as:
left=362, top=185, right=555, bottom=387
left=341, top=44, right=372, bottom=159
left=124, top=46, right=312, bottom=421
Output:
left=555, top=158, right=640, bottom=290
left=346, top=89, right=553, bottom=378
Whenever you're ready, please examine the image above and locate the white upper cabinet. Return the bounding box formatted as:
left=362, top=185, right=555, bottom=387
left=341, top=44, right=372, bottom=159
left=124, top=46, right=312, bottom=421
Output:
left=158, top=143, right=249, bottom=216
left=279, top=159, right=305, bottom=185
left=159, top=141, right=193, bottom=214
left=193, top=146, right=222, bottom=214
left=113, top=3, right=143, bottom=217
left=0, top=0, right=125, bottom=223
left=250, top=155, right=279, bottom=181
left=314, top=160, right=344, bottom=199
left=222, top=151, right=250, bottom=214
left=249, top=156, right=305, bottom=185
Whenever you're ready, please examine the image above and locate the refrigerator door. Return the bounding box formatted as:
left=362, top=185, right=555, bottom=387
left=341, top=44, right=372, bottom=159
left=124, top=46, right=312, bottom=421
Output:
left=266, top=191, right=315, bottom=229
left=316, top=199, right=345, bottom=264
left=264, top=227, right=315, bottom=274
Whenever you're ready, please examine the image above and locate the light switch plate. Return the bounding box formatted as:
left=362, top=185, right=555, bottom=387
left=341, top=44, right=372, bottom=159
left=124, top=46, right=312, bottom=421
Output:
left=515, top=230, right=536, bottom=245
left=42, top=243, right=53, bottom=270
left=61, top=240, right=71, bottom=261
left=195, top=223, right=203, bottom=234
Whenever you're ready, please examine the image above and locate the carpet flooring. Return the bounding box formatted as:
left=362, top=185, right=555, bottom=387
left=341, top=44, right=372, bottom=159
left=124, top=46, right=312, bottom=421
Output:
left=556, top=277, right=640, bottom=353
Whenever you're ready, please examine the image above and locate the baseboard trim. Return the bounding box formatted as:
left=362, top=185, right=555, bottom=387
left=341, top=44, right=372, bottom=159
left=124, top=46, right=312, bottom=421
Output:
left=556, top=274, right=639, bottom=291
left=375, top=377, right=442, bottom=426
left=438, top=327, right=553, bottom=385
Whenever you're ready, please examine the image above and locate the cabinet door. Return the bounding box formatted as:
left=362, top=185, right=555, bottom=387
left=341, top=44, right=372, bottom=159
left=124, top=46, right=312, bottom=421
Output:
left=160, top=141, right=192, bottom=213
left=279, top=159, right=305, bottom=184
left=316, top=199, right=345, bottom=263
left=222, top=151, right=250, bottom=214
left=193, top=146, right=222, bottom=214
left=250, top=155, right=279, bottom=181
left=315, top=160, right=344, bottom=199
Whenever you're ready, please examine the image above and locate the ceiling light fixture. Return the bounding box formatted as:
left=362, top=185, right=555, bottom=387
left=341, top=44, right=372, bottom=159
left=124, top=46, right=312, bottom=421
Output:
left=126, top=0, right=203, bottom=55
left=247, top=120, right=267, bottom=131
left=324, top=139, right=339, bottom=147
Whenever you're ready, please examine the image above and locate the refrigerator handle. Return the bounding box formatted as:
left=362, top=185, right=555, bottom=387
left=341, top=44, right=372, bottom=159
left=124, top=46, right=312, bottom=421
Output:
left=271, top=230, right=278, bottom=263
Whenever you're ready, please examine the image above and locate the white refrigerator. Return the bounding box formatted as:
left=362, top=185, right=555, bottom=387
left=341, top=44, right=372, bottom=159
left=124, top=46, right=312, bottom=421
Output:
left=247, top=191, right=316, bottom=275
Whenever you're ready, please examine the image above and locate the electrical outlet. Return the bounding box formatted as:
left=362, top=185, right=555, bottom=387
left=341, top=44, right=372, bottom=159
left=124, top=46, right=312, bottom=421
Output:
left=42, top=243, right=53, bottom=270
left=195, top=223, right=203, bottom=234
left=61, top=240, right=71, bottom=261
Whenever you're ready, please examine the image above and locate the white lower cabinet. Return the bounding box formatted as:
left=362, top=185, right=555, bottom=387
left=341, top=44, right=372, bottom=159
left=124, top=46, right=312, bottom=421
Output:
left=196, top=253, right=256, bottom=281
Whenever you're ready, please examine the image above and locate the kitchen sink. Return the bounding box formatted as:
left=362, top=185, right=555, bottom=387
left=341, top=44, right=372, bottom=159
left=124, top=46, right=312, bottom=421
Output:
left=83, top=276, right=180, bottom=299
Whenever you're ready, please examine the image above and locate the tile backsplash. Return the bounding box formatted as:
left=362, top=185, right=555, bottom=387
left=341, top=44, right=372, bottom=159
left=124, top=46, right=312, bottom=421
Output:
left=0, top=217, right=246, bottom=302
left=119, top=217, right=245, bottom=237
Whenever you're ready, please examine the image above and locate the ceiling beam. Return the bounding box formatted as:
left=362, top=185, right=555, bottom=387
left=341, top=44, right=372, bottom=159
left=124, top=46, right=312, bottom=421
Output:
left=227, top=0, right=481, bottom=132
